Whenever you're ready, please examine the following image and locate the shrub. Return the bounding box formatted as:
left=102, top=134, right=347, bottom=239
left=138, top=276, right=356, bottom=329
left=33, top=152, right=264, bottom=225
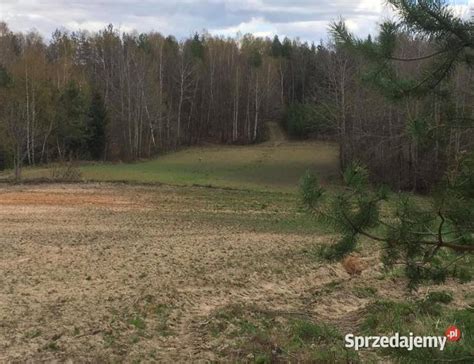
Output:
left=50, top=161, right=82, bottom=181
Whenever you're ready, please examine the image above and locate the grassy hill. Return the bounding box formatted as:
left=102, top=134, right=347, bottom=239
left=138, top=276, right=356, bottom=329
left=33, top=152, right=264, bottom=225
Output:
left=1, top=123, right=339, bottom=193
left=82, top=141, right=339, bottom=192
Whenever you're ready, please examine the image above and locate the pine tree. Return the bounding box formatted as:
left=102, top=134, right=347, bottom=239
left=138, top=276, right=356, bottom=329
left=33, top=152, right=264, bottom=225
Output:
left=332, top=0, right=473, bottom=102
left=55, top=80, right=89, bottom=158
left=87, top=91, right=107, bottom=160
left=302, top=0, right=473, bottom=288
left=190, top=33, right=204, bottom=60
left=271, top=35, right=282, bottom=58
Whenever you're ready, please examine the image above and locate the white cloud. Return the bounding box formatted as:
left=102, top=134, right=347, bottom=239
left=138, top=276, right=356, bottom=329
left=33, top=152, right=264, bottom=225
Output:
left=0, top=0, right=471, bottom=42
left=210, top=17, right=276, bottom=38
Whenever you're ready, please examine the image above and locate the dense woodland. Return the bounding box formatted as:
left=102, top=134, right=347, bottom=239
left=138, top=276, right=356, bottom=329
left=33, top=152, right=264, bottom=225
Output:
left=0, top=7, right=473, bottom=191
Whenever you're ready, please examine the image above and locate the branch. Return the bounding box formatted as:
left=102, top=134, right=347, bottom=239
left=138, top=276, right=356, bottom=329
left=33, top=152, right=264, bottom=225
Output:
left=340, top=209, right=474, bottom=253
left=400, top=48, right=462, bottom=95
left=425, top=241, right=474, bottom=253
left=418, top=2, right=472, bottom=46
left=436, top=209, right=445, bottom=248
left=307, top=191, right=474, bottom=254
left=442, top=252, right=469, bottom=270
left=389, top=48, right=450, bottom=62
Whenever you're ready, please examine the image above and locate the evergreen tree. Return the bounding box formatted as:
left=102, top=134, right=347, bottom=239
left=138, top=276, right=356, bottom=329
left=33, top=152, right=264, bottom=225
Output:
left=281, top=37, right=292, bottom=59
left=271, top=35, right=282, bottom=58
left=190, top=33, right=204, bottom=60
left=87, top=91, right=107, bottom=160
left=302, top=0, right=473, bottom=288
left=55, top=80, right=88, bottom=159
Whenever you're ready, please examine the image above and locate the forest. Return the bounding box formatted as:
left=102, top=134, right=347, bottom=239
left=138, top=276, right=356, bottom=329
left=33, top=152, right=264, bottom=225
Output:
left=1, top=10, right=472, bottom=192
left=1, top=1, right=473, bottom=362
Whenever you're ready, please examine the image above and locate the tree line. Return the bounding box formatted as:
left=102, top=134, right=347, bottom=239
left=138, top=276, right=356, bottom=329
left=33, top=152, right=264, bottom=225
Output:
left=0, top=13, right=472, bottom=190
left=0, top=23, right=292, bottom=177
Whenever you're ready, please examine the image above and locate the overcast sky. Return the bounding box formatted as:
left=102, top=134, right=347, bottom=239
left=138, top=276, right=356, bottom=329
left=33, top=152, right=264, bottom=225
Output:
left=1, top=0, right=472, bottom=42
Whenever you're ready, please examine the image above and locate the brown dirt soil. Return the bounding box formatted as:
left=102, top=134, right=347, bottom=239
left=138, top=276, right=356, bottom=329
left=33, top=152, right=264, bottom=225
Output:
left=0, top=184, right=472, bottom=362
left=0, top=188, right=140, bottom=208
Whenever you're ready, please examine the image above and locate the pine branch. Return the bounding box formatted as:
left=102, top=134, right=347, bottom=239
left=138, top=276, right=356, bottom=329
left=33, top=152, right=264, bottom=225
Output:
left=398, top=47, right=462, bottom=96
left=339, top=206, right=474, bottom=253
left=389, top=48, right=450, bottom=62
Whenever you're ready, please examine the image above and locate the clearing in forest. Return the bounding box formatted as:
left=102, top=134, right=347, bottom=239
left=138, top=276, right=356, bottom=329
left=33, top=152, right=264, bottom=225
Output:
left=1, top=123, right=339, bottom=193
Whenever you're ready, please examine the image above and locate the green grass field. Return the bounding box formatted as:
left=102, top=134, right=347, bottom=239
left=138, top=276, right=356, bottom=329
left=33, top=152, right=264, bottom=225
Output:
left=1, top=141, right=340, bottom=193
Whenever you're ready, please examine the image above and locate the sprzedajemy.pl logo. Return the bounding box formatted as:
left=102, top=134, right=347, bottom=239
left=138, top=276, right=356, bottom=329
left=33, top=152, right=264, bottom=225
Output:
left=345, top=326, right=462, bottom=351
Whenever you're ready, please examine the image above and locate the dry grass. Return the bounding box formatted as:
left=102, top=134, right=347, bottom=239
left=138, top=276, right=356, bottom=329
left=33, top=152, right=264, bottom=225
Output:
left=1, top=183, right=472, bottom=362
left=0, top=184, right=326, bottom=362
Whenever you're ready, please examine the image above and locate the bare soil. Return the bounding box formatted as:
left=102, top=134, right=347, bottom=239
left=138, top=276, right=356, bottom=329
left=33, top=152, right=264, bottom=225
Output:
left=0, top=184, right=471, bottom=362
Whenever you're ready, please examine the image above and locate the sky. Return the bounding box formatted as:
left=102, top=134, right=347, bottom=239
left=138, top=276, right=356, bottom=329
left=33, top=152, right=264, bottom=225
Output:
left=0, top=0, right=472, bottom=42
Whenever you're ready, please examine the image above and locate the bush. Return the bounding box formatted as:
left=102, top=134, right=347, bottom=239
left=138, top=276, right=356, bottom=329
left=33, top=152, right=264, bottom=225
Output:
left=426, top=291, right=453, bottom=304
left=50, top=161, right=82, bottom=181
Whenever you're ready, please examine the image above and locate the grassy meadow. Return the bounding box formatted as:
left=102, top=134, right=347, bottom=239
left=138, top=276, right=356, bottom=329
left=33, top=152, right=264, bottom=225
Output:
left=0, top=141, right=340, bottom=193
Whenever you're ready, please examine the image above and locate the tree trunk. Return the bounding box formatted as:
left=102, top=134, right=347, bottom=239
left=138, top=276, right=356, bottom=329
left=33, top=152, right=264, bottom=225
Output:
left=253, top=74, right=259, bottom=142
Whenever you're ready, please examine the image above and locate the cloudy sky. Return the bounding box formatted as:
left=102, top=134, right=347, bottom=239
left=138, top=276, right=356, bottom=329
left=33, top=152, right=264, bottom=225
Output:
left=1, top=0, right=472, bottom=42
